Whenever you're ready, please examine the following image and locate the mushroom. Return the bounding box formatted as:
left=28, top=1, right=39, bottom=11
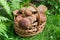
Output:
left=27, top=14, right=37, bottom=23
left=39, top=14, right=46, bottom=23
left=20, top=7, right=32, bottom=16
left=15, top=15, right=23, bottom=22
left=13, top=10, right=19, bottom=16
left=19, top=7, right=27, bottom=17
left=37, top=5, right=47, bottom=14
left=27, top=6, right=36, bottom=12
left=37, top=5, right=47, bottom=24
left=25, top=8, right=32, bottom=16
left=19, top=18, right=32, bottom=29
left=35, top=13, right=46, bottom=23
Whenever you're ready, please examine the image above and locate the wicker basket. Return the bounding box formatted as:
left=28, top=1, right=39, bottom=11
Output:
left=13, top=3, right=46, bottom=37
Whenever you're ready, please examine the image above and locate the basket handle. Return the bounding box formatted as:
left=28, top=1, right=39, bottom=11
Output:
left=23, top=3, right=40, bottom=26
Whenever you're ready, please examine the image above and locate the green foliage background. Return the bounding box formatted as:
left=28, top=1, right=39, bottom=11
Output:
left=0, top=0, right=60, bottom=40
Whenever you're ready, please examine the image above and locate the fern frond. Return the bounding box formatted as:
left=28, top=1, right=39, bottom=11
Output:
left=10, top=0, right=20, bottom=11
left=0, top=0, right=12, bottom=18
left=0, top=23, right=7, bottom=35
left=10, top=0, right=31, bottom=11
left=0, top=16, right=11, bottom=22
left=0, top=22, right=9, bottom=38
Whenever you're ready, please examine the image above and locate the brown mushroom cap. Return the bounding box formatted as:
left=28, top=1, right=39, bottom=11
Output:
left=27, top=6, right=36, bottom=12
left=20, top=7, right=32, bottom=16
left=15, top=15, right=23, bottom=22
left=37, top=5, right=47, bottom=14
left=20, top=7, right=27, bottom=14
left=25, top=8, right=32, bottom=16
left=19, top=18, right=31, bottom=29
left=13, top=10, right=19, bottom=16
left=35, top=13, right=46, bottom=23
left=39, top=14, right=46, bottom=23
left=27, top=14, right=37, bottom=23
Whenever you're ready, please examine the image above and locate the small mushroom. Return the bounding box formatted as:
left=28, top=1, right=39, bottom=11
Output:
left=27, top=6, right=36, bottom=12
left=19, top=18, right=31, bottom=29
left=19, top=7, right=27, bottom=17
left=27, top=14, right=37, bottom=23
left=20, top=7, right=32, bottom=16
left=13, top=10, right=19, bottom=16
left=35, top=13, right=46, bottom=23
left=37, top=5, right=47, bottom=14
left=15, top=15, right=23, bottom=22
left=40, top=14, right=46, bottom=23
left=25, top=8, right=32, bottom=16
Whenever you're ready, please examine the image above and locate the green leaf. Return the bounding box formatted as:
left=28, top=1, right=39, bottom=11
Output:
left=55, top=5, right=59, bottom=9
left=10, top=0, right=20, bottom=11
left=0, top=22, right=9, bottom=39
left=0, top=16, right=11, bottom=22
left=0, top=23, right=7, bottom=35
left=0, top=0, right=12, bottom=18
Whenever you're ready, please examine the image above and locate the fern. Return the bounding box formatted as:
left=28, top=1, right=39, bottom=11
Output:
left=0, top=22, right=9, bottom=38
left=0, top=23, right=6, bottom=33
left=0, top=0, right=12, bottom=18
left=10, top=0, right=20, bottom=11
left=0, top=16, right=12, bottom=38
left=0, top=16, right=11, bottom=22
left=0, top=22, right=7, bottom=35
left=10, top=0, right=31, bottom=11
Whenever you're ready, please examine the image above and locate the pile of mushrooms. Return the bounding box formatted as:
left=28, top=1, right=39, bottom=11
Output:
left=13, top=4, right=47, bottom=37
